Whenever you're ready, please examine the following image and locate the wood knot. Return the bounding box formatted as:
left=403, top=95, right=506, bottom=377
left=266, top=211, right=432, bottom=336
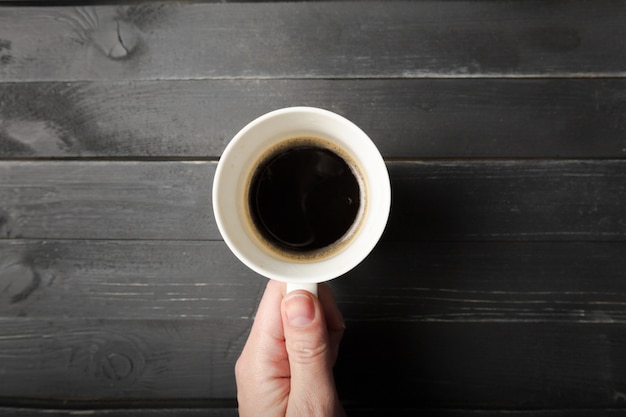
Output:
left=58, top=7, right=141, bottom=61
left=0, top=212, right=8, bottom=236
left=91, top=340, right=145, bottom=385
left=0, top=39, right=13, bottom=66
left=102, top=352, right=134, bottom=381
left=0, top=262, right=41, bottom=304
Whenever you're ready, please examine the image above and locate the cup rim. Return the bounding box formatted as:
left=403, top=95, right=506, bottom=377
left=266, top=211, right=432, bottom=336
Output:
left=212, top=106, right=391, bottom=284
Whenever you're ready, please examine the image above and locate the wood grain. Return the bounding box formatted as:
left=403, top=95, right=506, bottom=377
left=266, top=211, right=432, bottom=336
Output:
left=1, top=160, right=624, bottom=241
left=1, top=79, right=625, bottom=158
left=0, top=1, right=625, bottom=81
left=1, top=239, right=625, bottom=323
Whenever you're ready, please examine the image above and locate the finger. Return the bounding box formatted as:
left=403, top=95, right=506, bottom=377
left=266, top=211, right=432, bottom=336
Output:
left=281, top=290, right=337, bottom=403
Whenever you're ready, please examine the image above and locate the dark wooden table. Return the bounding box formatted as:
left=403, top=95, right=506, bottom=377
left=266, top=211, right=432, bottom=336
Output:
left=1, top=1, right=626, bottom=415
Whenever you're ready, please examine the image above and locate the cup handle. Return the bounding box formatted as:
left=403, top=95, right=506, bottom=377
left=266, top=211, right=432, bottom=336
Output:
left=286, top=282, right=318, bottom=296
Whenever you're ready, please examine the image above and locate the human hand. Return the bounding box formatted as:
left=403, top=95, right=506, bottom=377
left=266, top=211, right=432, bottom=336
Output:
left=235, top=280, right=346, bottom=417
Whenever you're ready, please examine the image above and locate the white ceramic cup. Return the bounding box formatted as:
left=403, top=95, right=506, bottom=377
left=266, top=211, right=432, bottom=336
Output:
left=212, top=107, right=391, bottom=295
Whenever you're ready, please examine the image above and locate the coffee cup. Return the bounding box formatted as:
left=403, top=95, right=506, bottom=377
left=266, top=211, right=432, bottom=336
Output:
left=212, top=107, right=390, bottom=295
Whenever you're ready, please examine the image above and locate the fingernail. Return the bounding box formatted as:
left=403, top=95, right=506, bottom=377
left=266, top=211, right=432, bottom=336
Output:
left=284, top=293, right=315, bottom=327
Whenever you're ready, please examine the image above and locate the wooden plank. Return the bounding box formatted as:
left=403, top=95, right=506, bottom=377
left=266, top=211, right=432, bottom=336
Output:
left=0, top=318, right=242, bottom=400
left=344, top=411, right=626, bottom=417
left=1, top=1, right=625, bottom=81
left=1, top=160, right=624, bottom=241
left=0, top=239, right=264, bottom=320
left=334, top=322, right=626, bottom=409
left=386, top=159, right=626, bottom=241
left=1, top=319, right=626, bottom=408
left=1, top=78, right=626, bottom=159
left=1, top=240, right=626, bottom=323
left=0, top=409, right=237, bottom=417
left=0, top=160, right=217, bottom=240
left=338, top=241, right=626, bottom=323
left=2, top=408, right=624, bottom=417
left=345, top=412, right=626, bottom=417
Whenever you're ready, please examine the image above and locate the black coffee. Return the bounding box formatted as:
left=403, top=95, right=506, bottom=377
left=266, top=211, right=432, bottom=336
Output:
left=249, top=145, right=360, bottom=253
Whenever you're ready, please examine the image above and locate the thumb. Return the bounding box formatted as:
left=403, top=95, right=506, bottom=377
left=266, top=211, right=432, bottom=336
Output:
left=281, top=290, right=336, bottom=396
